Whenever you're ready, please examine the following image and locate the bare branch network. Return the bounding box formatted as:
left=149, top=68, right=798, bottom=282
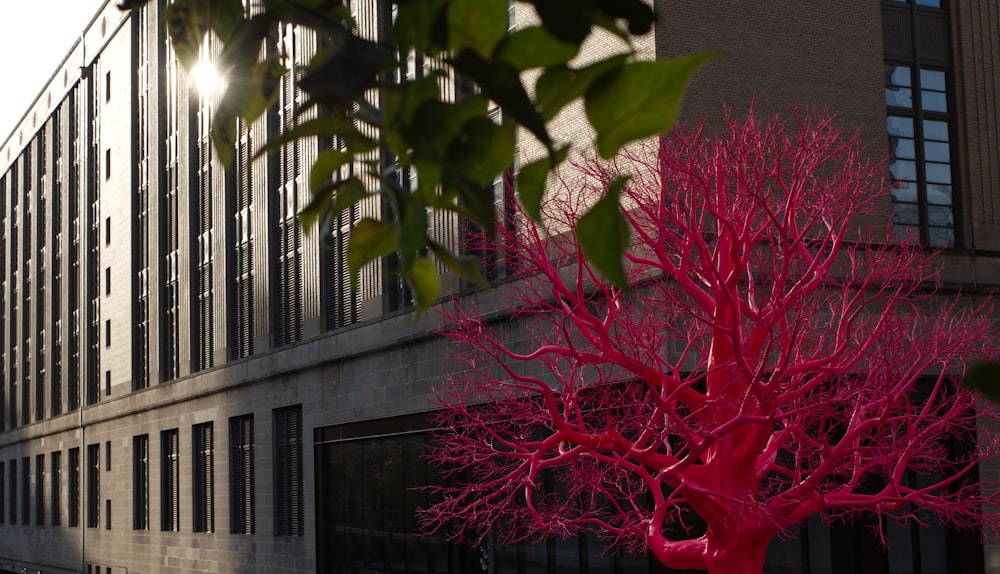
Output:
left=420, top=109, right=1000, bottom=574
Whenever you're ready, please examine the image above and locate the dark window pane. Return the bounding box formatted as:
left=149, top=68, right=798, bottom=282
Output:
left=890, top=137, right=915, bottom=159
left=925, top=162, right=952, bottom=184
left=889, top=159, right=917, bottom=182
left=886, top=87, right=913, bottom=108
left=927, top=205, right=954, bottom=227
left=892, top=224, right=921, bottom=245
left=919, top=69, right=946, bottom=90
left=807, top=515, right=833, bottom=574
left=923, top=119, right=949, bottom=141
left=888, top=65, right=912, bottom=87
left=887, top=513, right=914, bottom=574
left=915, top=0, right=942, bottom=8
left=765, top=534, right=803, bottom=574
left=928, top=226, right=954, bottom=247
left=891, top=179, right=917, bottom=204
left=924, top=140, right=950, bottom=162
left=892, top=202, right=920, bottom=225
left=927, top=183, right=951, bottom=205
left=927, top=184, right=952, bottom=206
left=523, top=541, right=548, bottom=574
left=554, top=535, right=580, bottom=571
left=921, top=90, right=947, bottom=112
left=888, top=116, right=914, bottom=137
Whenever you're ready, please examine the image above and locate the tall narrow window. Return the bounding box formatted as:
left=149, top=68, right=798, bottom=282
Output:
left=274, top=405, right=303, bottom=536
left=193, top=423, right=214, bottom=532
left=51, top=451, right=61, bottom=526
left=133, top=435, right=148, bottom=530
left=134, top=0, right=150, bottom=391
left=161, top=429, right=179, bottom=531
left=68, top=448, right=79, bottom=527
left=21, top=457, right=29, bottom=525
left=231, top=119, right=255, bottom=358
left=51, top=109, right=64, bottom=416
left=86, top=444, right=99, bottom=528
left=162, top=42, right=181, bottom=382
left=883, top=0, right=955, bottom=246
left=9, top=459, right=16, bottom=524
left=275, top=24, right=304, bottom=347
left=35, top=453, right=43, bottom=525
left=230, top=414, right=254, bottom=534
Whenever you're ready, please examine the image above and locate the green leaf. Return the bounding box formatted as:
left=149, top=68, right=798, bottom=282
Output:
left=264, top=0, right=352, bottom=34
left=586, top=54, right=714, bottom=159
left=494, top=26, right=578, bottom=70
left=535, top=55, right=627, bottom=122
left=576, top=176, right=631, bottom=288
left=299, top=176, right=368, bottom=230
left=517, top=145, right=569, bottom=222
left=164, top=0, right=210, bottom=67
left=450, top=49, right=551, bottom=149
left=164, top=0, right=245, bottom=67
left=298, top=34, right=386, bottom=108
left=212, top=58, right=285, bottom=166
left=406, top=256, right=441, bottom=314
left=595, top=0, right=654, bottom=35
left=407, top=96, right=489, bottom=158
left=447, top=118, right=516, bottom=185
left=393, top=0, right=449, bottom=53
left=253, top=115, right=376, bottom=160
left=962, top=361, right=1000, bottom=403
left=218, top=14, right=272, bottom=70
left=400, top=195, right=430, bottom=265
left=447, top=0, right=509, bottom=58
left=528, top=0, right=595, bottom=44
left=328, top=177, right=369, bottom=218
left=117, top=0, right=149, bottom=11
left=310, top=149, right=352, bottom=194
left=428, top=240, right=488, bottom=288
left=347, top=218, right=399, bottom=281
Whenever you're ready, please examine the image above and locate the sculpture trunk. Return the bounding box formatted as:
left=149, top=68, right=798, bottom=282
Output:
left=704, top=530, right=771, bottom=574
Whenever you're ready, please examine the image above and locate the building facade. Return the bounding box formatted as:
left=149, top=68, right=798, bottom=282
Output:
left=0, top=0, right=997, bottom=572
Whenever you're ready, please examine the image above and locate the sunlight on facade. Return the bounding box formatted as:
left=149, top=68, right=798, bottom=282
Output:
left=191, top=61, right=223, bottom=96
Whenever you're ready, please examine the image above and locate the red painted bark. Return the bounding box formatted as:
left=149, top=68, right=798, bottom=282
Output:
left=420, top=109, right=1000, bottom=574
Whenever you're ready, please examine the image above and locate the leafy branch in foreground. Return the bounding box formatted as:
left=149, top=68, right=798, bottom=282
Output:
left=118, top=0, right=711, bottom=311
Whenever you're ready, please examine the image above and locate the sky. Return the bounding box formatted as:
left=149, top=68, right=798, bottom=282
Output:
left=0, top=0, right=107, bottom=143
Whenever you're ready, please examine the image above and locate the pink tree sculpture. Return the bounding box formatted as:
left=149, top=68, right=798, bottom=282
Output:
left=421, top=109, right=1000, bottom=574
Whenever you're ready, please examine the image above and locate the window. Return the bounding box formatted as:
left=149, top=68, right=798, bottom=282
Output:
left=161, top=429, right=179, bottom=531
left=274, top=405, right=303, bottom=536
left=104, top=149, right=111, bottom=180
left=51, top=451, right=61, bottom=526
left=105, top=441, right=111, bottom=471
left=230, top=414, right=254, bottom=534
left=105, top=267, right=110, bottom=295
left=193, top=422, right=214, bottom=532
left=133, top=435, right=148, bottom=530
left=35, top=454, right=43, bottom=525
left=69, top=448, right=79, bottom=527
left=105, top=371, right=111, bottom=397
left=86, top=444, right=99, bottom=528
left=105, top=71, right=111, bottom=102
left=21, top=457, right=29, bottom=525
left=8, top=459, right=15, bottom=524
left=105, top=217, right=110, bottom=244
left=883, top=0, right=955, bottom=246
left=105, top=320, right=111, bottom=347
